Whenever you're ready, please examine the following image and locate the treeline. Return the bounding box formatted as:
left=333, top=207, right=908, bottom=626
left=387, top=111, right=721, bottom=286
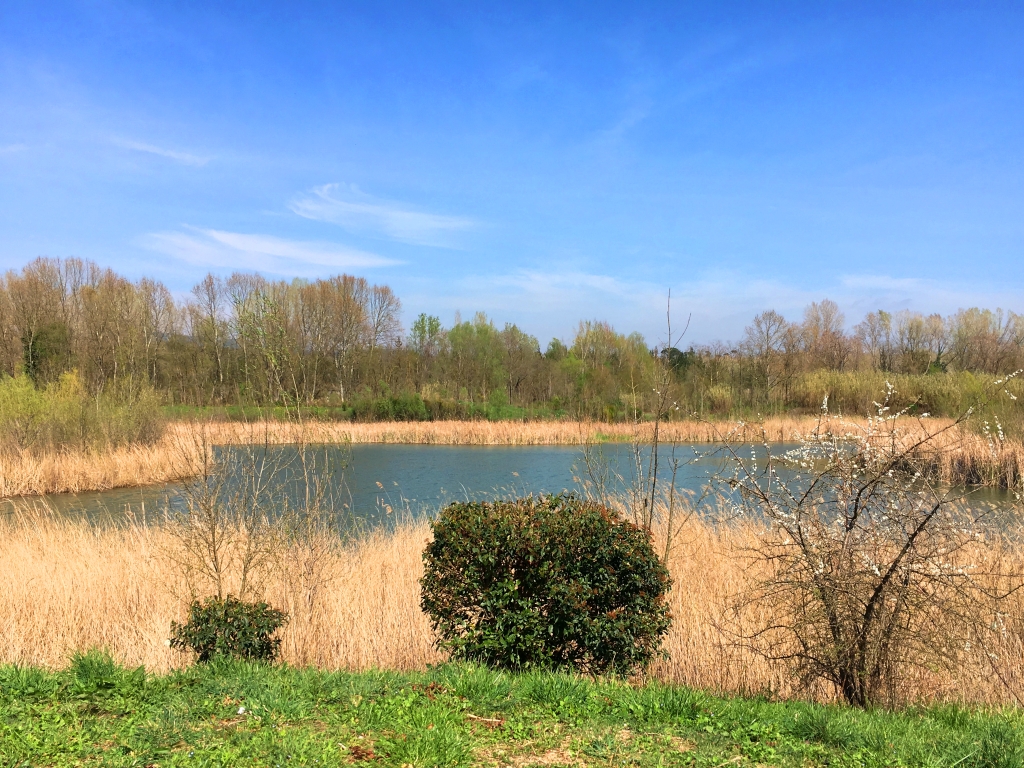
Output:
left=1, top=257, right=1023, bottom=422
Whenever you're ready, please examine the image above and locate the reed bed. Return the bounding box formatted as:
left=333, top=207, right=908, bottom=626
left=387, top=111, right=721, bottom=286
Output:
left=0, top=443, right=197, bottom=497
left=172, top=416, right=843, bottom=448
left=2, top=505, right=1021, bottom=706
left=915, top=428, right=1024, bottom=489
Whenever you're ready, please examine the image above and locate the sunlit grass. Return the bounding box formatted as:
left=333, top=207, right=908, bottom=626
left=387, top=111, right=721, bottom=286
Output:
left=3, top=654, right=1023, bottom=766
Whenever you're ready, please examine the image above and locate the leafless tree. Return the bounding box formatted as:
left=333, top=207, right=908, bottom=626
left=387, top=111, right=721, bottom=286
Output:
left=742, top=309, right=791, bottom=398
left=190, top=274, right=229, bottom=401
left=802, top=299, right=852, bottom=371
left=164, top=420, right=352, bottom=613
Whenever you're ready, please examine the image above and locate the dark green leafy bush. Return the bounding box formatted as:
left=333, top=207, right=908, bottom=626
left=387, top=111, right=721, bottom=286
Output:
left=420, top=494, right=672, bottom=675
left=169, top=596, right=288, bottom=663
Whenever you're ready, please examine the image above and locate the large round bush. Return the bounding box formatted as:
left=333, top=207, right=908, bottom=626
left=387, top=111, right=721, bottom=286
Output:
left=420, top=494, right=672, bottom=675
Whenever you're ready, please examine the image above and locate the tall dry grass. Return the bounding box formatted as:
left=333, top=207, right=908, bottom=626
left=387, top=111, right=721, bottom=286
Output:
left=0, top=504, right=438, bottom=674
left=2, top=504, right=1021, bottom=705
left=915, top=428, right=1024, bottom=489
left=0, top=443, right=196, bottom=497
left=174, top=417, right=837, bottom=448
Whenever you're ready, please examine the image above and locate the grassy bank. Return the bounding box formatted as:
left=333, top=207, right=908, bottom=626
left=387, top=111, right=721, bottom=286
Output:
left=3, top=507, right=1022, bottom=706
left=4, top=654, right=1023, bottom=767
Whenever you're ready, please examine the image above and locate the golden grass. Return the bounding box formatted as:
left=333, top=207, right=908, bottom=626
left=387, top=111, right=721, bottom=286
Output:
left=0, top=504, right=439, bottom=674
left=3, top=415, right=1022, bottom=498
left=3, top=505, right=1021, bottom=706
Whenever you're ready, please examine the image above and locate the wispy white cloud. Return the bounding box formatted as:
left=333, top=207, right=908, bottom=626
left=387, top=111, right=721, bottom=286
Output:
left=289, top=183, right=476, bottom=247
left=0, top=143, right=28, bottom=154
left=113, top=138, right=210, bottom=167
left=138, top=227, right=399, bottom=276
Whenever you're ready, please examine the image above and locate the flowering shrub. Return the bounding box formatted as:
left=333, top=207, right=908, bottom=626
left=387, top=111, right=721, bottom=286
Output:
left=715, top=389, right=1022, bottom=707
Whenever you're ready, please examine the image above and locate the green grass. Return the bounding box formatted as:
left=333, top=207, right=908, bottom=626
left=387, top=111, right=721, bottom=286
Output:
left=3, top=653, right=1022, bottom=767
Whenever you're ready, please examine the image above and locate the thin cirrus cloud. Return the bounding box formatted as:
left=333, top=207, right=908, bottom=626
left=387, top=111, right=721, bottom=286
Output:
left=112, top=138, right=210, bottom=167
left=289, top=183, right=476, bottom=247
left=139, top=227, right=400, bottom=276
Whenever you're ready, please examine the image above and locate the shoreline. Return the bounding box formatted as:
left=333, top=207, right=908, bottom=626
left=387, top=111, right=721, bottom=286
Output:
left=3, top=414, right=1021, bottom=498
left=0, top=417, right=832, bottom=498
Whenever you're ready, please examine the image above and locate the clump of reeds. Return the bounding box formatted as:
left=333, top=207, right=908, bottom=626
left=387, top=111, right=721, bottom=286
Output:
left=911, top=426, right=1024, bottom=489
left=0, top=442, right=195, bottom=497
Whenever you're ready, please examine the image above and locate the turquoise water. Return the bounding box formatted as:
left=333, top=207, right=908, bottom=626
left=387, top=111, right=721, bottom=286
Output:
left=1, top=443, right=710, bottom=524
left=3, top=443, right=1017, bottom=527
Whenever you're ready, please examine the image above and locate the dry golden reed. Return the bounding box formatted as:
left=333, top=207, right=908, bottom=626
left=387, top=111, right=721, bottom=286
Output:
left=2, top=505, right=1021, bottom=706
left=192, top=417, right=826, bottom=447
left=0, top=443, right=197, bottom=498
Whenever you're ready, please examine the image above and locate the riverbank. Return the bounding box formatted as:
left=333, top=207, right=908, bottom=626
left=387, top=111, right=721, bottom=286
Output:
left=3, top=414, right=1023, bottom=498
left=3, top=506, right=1021, bottom=706
left=5, top=656, right=1022, bottom=767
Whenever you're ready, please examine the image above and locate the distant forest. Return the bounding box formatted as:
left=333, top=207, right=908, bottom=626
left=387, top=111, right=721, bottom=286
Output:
left=2, top=257, right=1023, bottom=421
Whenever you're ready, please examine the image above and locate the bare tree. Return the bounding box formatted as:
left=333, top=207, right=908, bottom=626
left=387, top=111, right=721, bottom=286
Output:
left=802, top=299, right=852, bottom=371
left=190, top=274, right=229, bottom=401
left=741, top=309, right=790, bottom=399
left=855, top=311, right=895, bottom=372
left=164, top=420, right=352, bottom=608
left=500, top=323, right=540, bottom=405
left=367, top=284, right=402, bottom=351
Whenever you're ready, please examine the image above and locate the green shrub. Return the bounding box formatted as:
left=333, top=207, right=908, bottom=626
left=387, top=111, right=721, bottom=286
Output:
left=0, top=370, right=163, bottom=452
left=169, top=596, right=288, bottom=663
left=351, top=393, right=430, bottom=422
left=420, top=494, right=672, bottom=675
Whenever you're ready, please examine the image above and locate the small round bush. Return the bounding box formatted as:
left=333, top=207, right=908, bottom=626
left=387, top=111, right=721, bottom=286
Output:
left=420, top=494, right=672, bottom=675
left=169, top=595, right=288, bottom=663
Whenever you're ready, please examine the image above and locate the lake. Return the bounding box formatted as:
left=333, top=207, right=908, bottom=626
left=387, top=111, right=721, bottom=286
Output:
left=3, top=443, right=1018, bottom=527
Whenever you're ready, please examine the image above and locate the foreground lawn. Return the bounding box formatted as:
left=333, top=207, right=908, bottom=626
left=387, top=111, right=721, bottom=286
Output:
left=2, top=653, right=1022, bottom=768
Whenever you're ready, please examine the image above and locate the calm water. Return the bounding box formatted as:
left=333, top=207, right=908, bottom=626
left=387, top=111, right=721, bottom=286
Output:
left=4, top=443, right=1018, bottom=527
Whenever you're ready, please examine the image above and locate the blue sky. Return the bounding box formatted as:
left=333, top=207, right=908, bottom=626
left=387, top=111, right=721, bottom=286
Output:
left=1, top=2, right=1022, bottom=344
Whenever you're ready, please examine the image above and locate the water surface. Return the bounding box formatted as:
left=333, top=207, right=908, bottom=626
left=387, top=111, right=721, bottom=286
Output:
left=4, top=443, right=1017, bottom=527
